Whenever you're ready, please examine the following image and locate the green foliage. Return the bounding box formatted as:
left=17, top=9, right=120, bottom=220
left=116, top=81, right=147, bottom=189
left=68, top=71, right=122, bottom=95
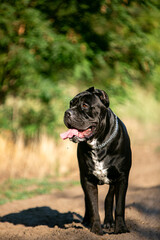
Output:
left=0, top=0, right=160, bottom=139
left=0, top=178, right=80, bottom=205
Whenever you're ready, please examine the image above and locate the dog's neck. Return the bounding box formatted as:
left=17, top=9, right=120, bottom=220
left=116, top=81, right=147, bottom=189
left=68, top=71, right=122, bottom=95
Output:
left=87, top=109, right=119, bottom=150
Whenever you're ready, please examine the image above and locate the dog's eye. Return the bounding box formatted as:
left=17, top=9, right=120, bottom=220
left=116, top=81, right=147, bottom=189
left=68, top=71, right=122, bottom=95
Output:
left=82, top=103, right=89, bottom=109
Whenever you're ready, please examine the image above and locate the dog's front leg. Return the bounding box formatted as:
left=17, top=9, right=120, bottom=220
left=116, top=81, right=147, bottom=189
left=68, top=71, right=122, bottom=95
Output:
left=114, top=177, right=129, bottom=234
left=81, top=178, right=103, bottom=235
left=104, top=184, right=115, bottom=231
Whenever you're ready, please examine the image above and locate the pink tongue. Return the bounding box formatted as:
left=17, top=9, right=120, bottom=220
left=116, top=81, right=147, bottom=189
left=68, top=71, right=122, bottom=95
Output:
left=60, top=129, right=79, bottom=140
left=60, top=128, right=91, bottom=140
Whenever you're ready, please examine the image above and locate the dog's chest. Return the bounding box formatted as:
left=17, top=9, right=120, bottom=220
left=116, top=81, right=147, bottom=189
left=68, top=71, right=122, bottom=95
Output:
left=91, top=150, right=110, bottom=184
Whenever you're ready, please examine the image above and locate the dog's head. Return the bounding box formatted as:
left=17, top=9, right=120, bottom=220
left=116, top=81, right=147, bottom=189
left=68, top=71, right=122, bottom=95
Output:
left=62, top=87, right=110, bottom=143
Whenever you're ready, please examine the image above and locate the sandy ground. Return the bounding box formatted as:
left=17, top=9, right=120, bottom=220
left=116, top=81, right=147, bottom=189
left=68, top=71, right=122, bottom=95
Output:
left=0, top=121, right=160, bottom=240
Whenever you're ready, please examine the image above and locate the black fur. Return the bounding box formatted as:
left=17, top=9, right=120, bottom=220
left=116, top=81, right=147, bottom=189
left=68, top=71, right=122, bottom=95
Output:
left=63, top=87, right=132, bottom=235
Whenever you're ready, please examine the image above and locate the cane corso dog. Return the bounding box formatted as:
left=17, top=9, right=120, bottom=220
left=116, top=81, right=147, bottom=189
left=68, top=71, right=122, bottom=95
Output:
left=60, top=87, right=132, bottom=235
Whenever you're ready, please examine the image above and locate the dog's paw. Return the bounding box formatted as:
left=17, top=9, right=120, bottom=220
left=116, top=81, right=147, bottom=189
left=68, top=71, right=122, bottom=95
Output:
left=114, top=217, right=129, bottom=234
left=91, top=221, right=103, bottom=235
left=104, top=215, right=115, bottom=233
left=114, top=225, right=129, bottom=234
left=104, top=221, right=115, bottom=232
left=82, top=218, right=90, bottom=227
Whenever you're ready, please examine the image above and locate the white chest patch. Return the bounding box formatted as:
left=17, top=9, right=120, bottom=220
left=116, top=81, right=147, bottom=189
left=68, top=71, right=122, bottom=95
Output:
left=91, top=150, right=110, bottom=184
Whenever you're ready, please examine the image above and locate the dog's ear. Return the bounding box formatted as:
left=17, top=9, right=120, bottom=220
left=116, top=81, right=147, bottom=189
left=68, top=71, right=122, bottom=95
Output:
left=95, top=89, right=110, bottom=108
left=86, top=87, right=109, bottom=108
left=86, top=87, right=95, bottom=93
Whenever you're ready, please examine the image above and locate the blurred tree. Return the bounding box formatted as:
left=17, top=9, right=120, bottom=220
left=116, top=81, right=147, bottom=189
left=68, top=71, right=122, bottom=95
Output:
left=0, top=0, right=92, bottom=139
left=0, top=0, right=92, bottom=104
left=34, top=0, right=160, bottom=91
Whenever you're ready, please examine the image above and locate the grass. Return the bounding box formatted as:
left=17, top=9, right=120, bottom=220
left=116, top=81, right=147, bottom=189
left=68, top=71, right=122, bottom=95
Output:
left=0, top=134, right=77, bottom=180
left=114, top=86, right=160, bottom=125
left=0, top=178, right=80, bottom=205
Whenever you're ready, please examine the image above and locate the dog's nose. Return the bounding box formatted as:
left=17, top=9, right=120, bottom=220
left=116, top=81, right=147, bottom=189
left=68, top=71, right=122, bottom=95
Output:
left=65, top=110, right=72, bottom=118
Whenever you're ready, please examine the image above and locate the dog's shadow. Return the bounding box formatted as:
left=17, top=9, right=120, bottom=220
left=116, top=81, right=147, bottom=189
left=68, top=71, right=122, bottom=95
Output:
left=0, top=206, right=83, bottom=228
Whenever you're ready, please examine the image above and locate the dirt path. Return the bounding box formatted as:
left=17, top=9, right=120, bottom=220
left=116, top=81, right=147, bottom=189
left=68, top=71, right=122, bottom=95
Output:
left=0, top=184, right=159, bottom=240
left=0, top=123, right=160, bottom=240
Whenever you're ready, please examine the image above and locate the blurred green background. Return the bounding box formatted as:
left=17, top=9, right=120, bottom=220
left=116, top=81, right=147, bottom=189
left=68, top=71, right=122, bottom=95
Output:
left=0, top=0, right=160, bottom=203
left=0, top=0, right=160, bottom=141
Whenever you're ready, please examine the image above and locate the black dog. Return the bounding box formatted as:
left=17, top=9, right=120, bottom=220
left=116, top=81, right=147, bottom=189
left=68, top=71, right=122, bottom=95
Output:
left=61, top=87, right=132, bottom=235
